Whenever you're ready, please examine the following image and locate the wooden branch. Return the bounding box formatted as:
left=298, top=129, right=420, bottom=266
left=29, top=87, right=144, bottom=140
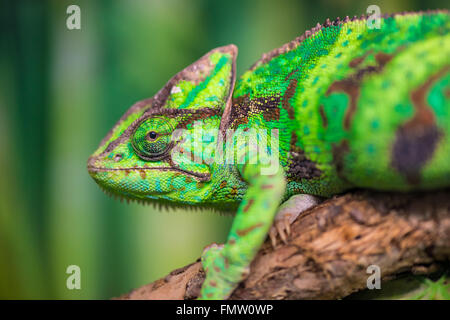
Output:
left=117, top=190, right=450, bottom=300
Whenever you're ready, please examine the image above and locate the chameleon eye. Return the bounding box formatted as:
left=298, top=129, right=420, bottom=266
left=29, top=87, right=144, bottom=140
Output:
left=132, top=117, right=173, bottom=160
left=148, top=131, right=158, bottom=140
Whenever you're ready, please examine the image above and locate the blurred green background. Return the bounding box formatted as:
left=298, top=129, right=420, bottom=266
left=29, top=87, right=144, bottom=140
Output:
left=0, top=0, right=448, bottom=299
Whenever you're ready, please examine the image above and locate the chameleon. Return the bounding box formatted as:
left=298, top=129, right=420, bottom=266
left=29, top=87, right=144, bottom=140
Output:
left=87, top=10, right=450, bottom=299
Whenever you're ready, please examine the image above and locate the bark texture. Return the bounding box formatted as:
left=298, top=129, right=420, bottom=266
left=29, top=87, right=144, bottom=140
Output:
left=117, top=190, right=450, bottom=300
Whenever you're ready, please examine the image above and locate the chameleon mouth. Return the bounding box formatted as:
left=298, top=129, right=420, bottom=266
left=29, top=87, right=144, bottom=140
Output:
left=87, top=165, right=211, bottom=181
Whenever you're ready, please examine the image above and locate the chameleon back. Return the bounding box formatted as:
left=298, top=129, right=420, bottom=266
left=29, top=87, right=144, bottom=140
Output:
left=229, top=11, right=450, bottom=196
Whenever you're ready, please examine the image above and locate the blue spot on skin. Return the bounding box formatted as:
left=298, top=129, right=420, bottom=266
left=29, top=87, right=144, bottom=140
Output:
left=303, top=126, right=310, bottom=135
left=371, top=120, right=380, bottom=130
left=312, top=76, right=319, bottom=85
left=366, top=144, right=376, bottom=154
left=365, top=168, right=374, bottom=177
left=335, top=52, right=342, bottom=58
left=302, top=100, right=308, bottom=107
left=155, top=180, right=162, bottom=192
left=342, top=40, right=349, bottom=47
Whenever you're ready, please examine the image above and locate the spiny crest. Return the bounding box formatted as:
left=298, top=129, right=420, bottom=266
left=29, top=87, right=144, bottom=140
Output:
left=249, top=9, right=449, bottom=71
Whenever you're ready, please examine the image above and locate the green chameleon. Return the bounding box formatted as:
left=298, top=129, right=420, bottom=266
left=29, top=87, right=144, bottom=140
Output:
left=88, top=11, right=450, bottom=299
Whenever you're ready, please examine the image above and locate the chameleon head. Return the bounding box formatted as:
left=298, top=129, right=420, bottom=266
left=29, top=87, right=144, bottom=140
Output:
left=87, top=45, right=237, bottom=205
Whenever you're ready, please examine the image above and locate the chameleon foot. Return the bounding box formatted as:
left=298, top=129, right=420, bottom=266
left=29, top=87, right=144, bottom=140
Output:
left=200, top=243, right=249, bottom=300
left=201, top=242, right=224, bottom=270
left=269, top=194, right=321, bottom=248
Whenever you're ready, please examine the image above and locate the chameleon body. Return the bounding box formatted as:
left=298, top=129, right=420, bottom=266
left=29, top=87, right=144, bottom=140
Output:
left=88, top=11, right=450, bottom=299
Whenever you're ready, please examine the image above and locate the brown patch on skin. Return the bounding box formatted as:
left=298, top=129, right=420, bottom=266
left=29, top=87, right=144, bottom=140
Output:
left=229, top=95, right=250, bottom=127
left=284, top=68, right=299, bottom=81
left=213, top=266, right=220, bottom=273
left=176, top=108, right=222, bottom=129
left=319, top=105, right=328, bottom=128
left=230, top=187, right=238, bottom=196
left=185, top=177, right=193, bottom=184
left=349, top=51, right=372, bottom=68
left=139, top=170, right=147, bottom=179
left=332, top=140, right=350, bottom=176
left=220, top=181, right=227, bottom=189
left=408, top=66, right=450, bottom=129
left=224, top=257, right=229, bottom=269
left=326, top=52, right=394, bottom=130
left=391, top=66, right=449, bottom=184
left=228, top=238, right=236, bottom=245
left=196, top=182, right=205, bottom=189
left=125, top=169, right=130, bottom=176
left=258, top=96, right=281, bottom=122
left=229, top=94, right=281, bottom=128
left=209, top=280, right=217, bottom=287
left=261, top=184, right=273, bottom=189
left=445, top=88, right=450, bottom=98
left=375, top=52, right=394, bottom=67
left=349, top=56, right=365, bottom=68
left=287, top=133, right=322, bottom=180
left=236, top=223, right=264, bottom=237
left=327, top=79, right=360, bottom=130
left=282, top=79, right=297, bottom=119
left=243, top=199, right=254, bottom=212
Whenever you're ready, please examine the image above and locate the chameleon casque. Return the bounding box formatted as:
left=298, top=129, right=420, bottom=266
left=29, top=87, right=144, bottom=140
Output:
left=88, top=11, right=450, bottom=299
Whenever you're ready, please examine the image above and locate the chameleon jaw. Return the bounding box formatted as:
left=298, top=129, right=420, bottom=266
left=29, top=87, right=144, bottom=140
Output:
left=87, top=165, right=211, bottom=182
left=87, top=153, right=211, bottom=182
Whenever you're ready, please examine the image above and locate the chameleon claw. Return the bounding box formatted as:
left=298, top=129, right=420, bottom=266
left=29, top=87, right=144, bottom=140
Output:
left=269, top=194, right=321, bottom=249
left=269, top=212, right=293, bottom=248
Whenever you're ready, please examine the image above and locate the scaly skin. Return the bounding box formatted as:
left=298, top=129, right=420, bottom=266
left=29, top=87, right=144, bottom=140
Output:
left=88, top=11, right=450, bottom=299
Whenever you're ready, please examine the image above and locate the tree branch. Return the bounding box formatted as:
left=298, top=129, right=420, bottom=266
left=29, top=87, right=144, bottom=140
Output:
left=116, top=190, right=450, bottom=300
